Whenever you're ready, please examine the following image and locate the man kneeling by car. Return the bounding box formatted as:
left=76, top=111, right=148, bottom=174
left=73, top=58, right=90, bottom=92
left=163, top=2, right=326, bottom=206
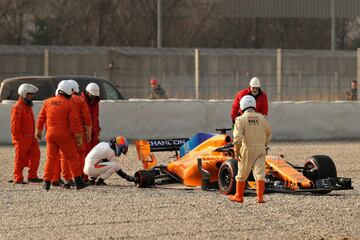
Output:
left=84, top=136, right=137, bottom=185
left=228, top=95, right=272, bottom=204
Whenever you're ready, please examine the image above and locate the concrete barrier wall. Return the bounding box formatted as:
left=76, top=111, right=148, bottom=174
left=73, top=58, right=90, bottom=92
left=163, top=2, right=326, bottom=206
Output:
left=1, top=100, right=360, bottom=144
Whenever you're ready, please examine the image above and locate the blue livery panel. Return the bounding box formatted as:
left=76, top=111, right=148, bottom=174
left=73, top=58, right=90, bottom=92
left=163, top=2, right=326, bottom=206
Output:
left=180, top=132, right=216, bottom=157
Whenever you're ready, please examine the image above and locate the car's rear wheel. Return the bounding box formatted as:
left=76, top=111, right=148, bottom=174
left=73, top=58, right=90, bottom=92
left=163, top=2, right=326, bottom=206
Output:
left=303, top=155, right=337, bottom=194
left=218, top=159, right=238, bottom=195
left=134, top=170, right=156, bottom=188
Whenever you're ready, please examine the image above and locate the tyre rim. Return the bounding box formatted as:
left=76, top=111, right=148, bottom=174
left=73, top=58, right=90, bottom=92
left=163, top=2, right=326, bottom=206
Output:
left=304, top=160, right=319, bottom=181
left=220, top=168, right=231, bottom=191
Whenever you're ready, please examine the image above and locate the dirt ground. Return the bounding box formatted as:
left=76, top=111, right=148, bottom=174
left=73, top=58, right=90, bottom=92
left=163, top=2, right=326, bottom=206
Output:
left=0, top=142, right=359, bottom=240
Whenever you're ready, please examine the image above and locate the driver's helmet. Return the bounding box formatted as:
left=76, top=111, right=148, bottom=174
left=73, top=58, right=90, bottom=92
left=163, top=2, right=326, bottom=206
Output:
left=110, top=136, right=128, bottom=156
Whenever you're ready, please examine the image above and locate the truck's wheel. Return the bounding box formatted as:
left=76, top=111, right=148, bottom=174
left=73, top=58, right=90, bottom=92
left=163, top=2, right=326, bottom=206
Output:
left=304, top=155, right=337, bottom=194
left=218, top=159, right=238, bottom=195
left=134, top=170, right=156, bottom=188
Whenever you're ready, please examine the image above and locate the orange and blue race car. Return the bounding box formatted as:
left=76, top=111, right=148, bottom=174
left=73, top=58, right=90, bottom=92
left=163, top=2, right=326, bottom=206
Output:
left=133, top=129, right=353, bottom=195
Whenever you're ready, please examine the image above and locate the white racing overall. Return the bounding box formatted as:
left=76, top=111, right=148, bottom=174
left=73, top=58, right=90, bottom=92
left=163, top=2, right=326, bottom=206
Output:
left=83, top=142, right=121, bottom=180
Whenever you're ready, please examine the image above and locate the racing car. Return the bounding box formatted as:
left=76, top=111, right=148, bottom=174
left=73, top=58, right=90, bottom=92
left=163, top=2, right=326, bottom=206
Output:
left=133, top=129, right=353, bottom=195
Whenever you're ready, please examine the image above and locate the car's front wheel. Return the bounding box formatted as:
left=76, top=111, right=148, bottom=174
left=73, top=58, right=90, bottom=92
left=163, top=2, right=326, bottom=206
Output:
left=218, top=159, right=238, bottom=195
left=303, top=155, right=337, bottom=194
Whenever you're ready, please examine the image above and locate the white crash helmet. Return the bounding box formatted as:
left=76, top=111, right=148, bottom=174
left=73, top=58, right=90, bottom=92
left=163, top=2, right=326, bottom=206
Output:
left=18, top=83, right=39, bottom=98
left=57, top=80, right=73, bottom=95
left=249, top=77, right=261, bottom=88
left=240, top=95, right=256, bottom=111
left=66, top=79, right=79, bottom=93
left=55, top=80, right=67, bottom=96
left=86, top=82, right=100, bottom=96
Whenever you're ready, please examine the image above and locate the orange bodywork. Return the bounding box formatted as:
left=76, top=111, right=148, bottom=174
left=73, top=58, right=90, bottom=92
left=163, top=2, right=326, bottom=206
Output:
left=166, top=134, right=231, bottom=186
left=265, top=155, right=313, bottom=190
left=136, top=134, right=315, bottom=189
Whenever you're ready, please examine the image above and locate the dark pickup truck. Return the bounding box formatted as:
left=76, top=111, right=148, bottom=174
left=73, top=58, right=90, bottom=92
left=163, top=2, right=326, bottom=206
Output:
left=0, top=75, right=125, bottom=101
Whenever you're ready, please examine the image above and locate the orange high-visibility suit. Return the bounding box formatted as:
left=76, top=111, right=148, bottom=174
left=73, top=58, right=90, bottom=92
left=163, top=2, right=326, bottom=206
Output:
left=11, top=98, right=40, bottom=182
left=37, top=95, right=83, bottom=182
left=82, top=92, right=101, bottom=155
left=52, top=94, right=92, bottom=182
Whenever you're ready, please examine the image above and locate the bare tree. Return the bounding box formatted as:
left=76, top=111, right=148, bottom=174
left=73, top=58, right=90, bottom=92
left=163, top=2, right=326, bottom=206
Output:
left=0, top=0, right=35, bottom=44
left=0, top=0, right=357, bottom=50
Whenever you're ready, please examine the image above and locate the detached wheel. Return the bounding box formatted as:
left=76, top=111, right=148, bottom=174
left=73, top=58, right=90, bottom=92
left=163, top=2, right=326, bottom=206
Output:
left=218, top=159, right=238, bottom=195
left=134, top=170, right=156, bottom=188
left=304, top=155, right=337, bottom=194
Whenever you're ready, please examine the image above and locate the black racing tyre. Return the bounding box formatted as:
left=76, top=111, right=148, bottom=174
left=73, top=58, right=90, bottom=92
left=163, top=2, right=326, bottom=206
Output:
left=218, top=159, right=238, bottom=195
left=134, top=170, right=156, bottom=188
left=304, top=155, right=337, bottom=194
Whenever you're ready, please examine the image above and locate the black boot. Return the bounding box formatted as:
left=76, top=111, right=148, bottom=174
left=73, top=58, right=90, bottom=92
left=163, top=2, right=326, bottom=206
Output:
left=95, top=178, right=107, bottom=186
left=62, top=183, right=71, bottom=189
left=52, top=179, right=64, bottom=187
left=89, top=177, right=96, bottom=185
left=74, top=176, right=89, bottom=190
left=28, top=177, right=43, bottom=183
left=62, top=180, right=72, bottom=189
left=44, top=181, right=51, bottom=191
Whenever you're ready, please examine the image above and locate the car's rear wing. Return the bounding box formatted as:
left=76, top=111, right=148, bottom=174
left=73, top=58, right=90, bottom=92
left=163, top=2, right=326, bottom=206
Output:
left=134, top=138, right=189, bottom=170
left=147, top=138, right=189, bottom=152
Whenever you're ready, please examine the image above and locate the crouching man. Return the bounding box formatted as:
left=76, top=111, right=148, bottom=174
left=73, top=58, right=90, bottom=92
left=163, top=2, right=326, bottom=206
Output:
left=228, top=95, right=272, bottom=204
left=84, top=136, right=136, bottom=185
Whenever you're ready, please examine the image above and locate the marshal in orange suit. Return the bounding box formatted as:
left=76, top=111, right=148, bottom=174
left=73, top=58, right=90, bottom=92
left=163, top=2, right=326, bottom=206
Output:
left=52, top=79, right=92, bottom=187
left=11, top=84, right=42, bottom=184
left=36, top=80, right=89, bottom=190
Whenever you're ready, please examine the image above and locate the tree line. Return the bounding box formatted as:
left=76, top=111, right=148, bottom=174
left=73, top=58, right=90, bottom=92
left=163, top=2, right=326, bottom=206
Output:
left=0, top=0, right=359, bottom=50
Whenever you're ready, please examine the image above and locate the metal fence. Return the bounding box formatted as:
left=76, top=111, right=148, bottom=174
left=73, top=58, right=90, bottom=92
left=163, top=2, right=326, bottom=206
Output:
left=0, top=45, right=357, bottom=101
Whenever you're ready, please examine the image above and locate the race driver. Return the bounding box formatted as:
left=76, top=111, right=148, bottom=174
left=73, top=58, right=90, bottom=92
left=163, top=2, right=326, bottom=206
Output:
left=84, top=136, right=136, bottom=185
left=228, top=95, right=272, bottom=203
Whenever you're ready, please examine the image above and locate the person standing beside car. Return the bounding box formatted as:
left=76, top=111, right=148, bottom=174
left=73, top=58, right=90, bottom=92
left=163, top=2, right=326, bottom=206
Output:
left=228, top=95, right=272, bottom=204
left=82, top=83, right=101, bottom=156
left=10, top=84, right=42, bottom=184
left=36, top=81, right=88, bottom=191
left=68, top=80, right=92, bottom=183
left=51, top=79, right=93, bottom=188
left=231, top=77, right=268, bottom=124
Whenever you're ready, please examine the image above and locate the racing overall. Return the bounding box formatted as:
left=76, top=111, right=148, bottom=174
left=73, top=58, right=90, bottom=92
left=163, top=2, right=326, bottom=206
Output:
left=83, top=142, right=121, bottom=181
left=230, top=109, right=272, bottom=203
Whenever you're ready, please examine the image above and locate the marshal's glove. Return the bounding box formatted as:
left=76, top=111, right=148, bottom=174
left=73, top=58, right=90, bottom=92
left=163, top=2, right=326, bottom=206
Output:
left=75, top=133, right=83, bottom=147
left=35, top=129, right=42, bottom=140
left=85, top=125, right=92, bottom=143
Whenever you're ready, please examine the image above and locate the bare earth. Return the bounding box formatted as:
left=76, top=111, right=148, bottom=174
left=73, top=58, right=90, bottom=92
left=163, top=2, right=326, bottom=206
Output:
left=0, top=142, right=359, bottom=240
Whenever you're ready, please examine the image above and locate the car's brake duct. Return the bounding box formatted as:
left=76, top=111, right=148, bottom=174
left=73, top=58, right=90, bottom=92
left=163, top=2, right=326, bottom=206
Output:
left=197, top=158, right=211, bottom=190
